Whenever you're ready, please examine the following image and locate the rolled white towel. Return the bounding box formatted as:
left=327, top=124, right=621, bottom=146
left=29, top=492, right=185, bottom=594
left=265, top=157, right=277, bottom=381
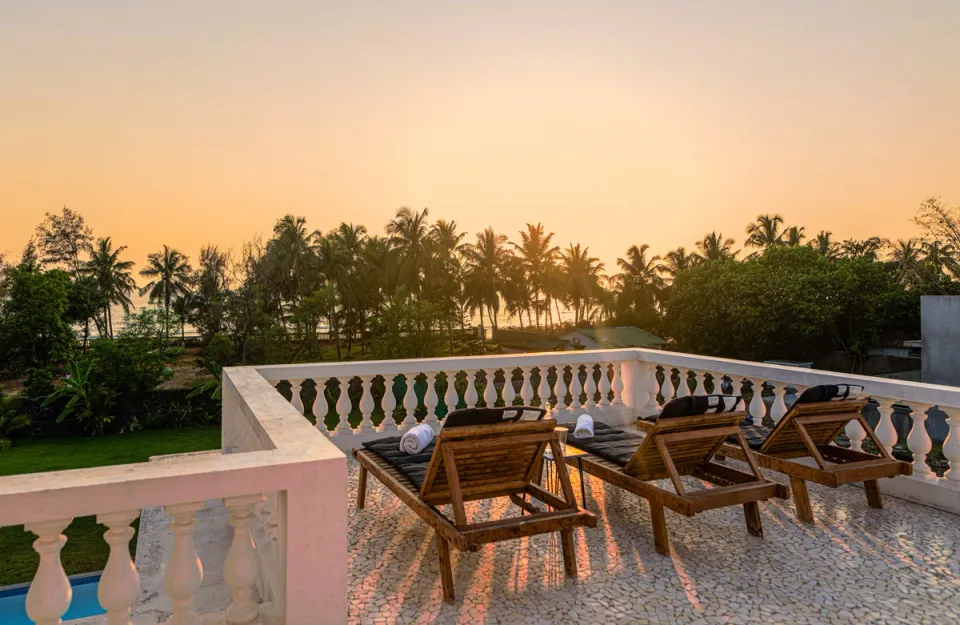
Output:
left=573, top=414, right=595, bottom=439
left=400, top=423, right=434, bottom=455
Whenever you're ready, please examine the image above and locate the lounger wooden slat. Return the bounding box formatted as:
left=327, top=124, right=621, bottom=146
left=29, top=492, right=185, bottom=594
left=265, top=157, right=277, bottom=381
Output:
left=354, top=407, right=596, bottom=603
left=718, top=391, right=912, bottom=523
left=575, top=398, right=788, bottom=556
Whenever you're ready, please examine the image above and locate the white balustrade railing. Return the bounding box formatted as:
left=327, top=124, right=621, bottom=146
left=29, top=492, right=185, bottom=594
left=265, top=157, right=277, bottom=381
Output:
left=0, top=366, right=347, bottom=625
left=257, top=347, right=960, bottom=513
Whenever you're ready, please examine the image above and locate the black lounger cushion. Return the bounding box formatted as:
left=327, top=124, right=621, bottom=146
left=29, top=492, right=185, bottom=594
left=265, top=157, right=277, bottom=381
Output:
left=442, top=406, right=547, bottom=428
left=642, top=395, right=742, bottom=423
left=727, top=423, right=772, bottom=450
left=793, top=384, right=864, bottom=404
left=362, top=437, right=434, bottom=489
left=565, top=422, right=644, bottom=467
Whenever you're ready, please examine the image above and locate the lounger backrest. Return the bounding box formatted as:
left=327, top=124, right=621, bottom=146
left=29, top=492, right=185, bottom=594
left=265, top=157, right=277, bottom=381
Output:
left=759, top=384, right=866, bottom=455
left=624, top=411, right=745, bottom=480
left=658, top=395, right=742, bottom=419
left=418, top=418, right=556, bottom=504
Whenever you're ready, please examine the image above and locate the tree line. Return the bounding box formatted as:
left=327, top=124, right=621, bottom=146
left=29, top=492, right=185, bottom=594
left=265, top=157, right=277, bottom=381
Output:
left=2, top=198, right=959, bottom=380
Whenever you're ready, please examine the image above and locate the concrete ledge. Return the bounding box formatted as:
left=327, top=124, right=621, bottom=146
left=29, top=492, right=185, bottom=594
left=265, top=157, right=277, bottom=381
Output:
left=859, top=474, right=960, bottom=516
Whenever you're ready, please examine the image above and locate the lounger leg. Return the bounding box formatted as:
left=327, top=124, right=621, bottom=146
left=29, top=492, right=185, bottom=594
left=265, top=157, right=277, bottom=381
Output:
left=790, top=477, right=814, bottom=524
left=357, top=465, right=368, bottom=509
left=743, top=502, right=763, bottom=537
left=864, top=479, right=883, bottom=509
left=560, top=529, right=577, bottom=578
left=436, top=530, right=455, bottom=603
left=649, top=501, right=671, bottom=556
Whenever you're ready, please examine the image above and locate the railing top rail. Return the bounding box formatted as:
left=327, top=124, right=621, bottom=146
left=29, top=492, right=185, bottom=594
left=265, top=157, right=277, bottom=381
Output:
left=254, top=348, right=637, bottom=380
left=254, top=347, right=960, bottom=409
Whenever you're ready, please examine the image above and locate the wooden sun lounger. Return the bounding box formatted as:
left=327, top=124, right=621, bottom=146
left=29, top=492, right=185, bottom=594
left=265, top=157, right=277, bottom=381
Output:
left=353, top=409, right=597, bottom=603
left=574, top=411, right=788, bottom=556
left=718, top=398, right=912, bottom=523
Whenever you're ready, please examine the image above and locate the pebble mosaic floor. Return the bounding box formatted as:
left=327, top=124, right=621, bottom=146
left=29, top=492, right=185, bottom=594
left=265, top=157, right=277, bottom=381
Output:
left=347, top=458, right=960, bottom=625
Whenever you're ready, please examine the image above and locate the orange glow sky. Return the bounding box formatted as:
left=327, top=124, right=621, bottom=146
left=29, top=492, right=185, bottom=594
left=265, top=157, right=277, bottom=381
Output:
left=3, top=2, right=959, bottom=272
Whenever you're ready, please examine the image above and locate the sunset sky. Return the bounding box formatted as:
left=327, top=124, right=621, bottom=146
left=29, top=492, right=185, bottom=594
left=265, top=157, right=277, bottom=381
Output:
left=2, top=1, right=959, bottom=273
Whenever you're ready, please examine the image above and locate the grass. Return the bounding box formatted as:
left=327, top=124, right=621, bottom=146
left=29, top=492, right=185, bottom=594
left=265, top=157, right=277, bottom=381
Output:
left=0, top=427, right=221, bottom=586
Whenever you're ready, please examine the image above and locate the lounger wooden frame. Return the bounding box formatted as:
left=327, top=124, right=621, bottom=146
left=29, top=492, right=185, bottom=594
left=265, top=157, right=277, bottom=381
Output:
left=577, top=412, right=788, bottom=556
left=353, top=419, right=597, bottom=603
left=717, top=399, right=912, bottom=523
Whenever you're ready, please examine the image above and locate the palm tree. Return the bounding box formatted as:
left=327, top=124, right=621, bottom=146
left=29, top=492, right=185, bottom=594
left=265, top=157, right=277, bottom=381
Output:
left=921, top=240, right=960, bottom=278
left=139, top=245, right=193, bottom=341
left=697, top=232, right=737, bottom=261
left=85, top=237, right=136, bottom=339
left=500, top=256, right=533, bottom=329
left=462, top=228, right=510, bottom=333
left=616, top=244, right=664, bottom=313
left=783, top=226, right=806, bottom=246
left=512, top=223, right=560, bottom=329
left=385, top=207, right=431, bottom=297
left=662, top=247, right=701, bottom=281
left=810, top=231, right=838, bottom=260
left=839, top=237, right=884, bottom=260
left=889, top=239, right=923, bottom=286
left=745, top=214, right=785, bottom=249
left=560, top=244, right=604, bottom=325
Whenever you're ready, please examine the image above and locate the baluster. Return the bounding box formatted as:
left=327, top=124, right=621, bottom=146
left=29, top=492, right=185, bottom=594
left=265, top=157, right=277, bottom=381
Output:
left=711, top=372, right=726, bottom=395
left=645, top=363, right=661, bottom=411
left=424, top=372, right=440, bottom=425
left=356, top=376, right=375, bottom=432
left=444, top=371, right=460, bottom=417
left=747, top=378, right=767, bottom=424
left=401, top=374, right=419, bottom=429
left=943, top=406, right=960, bottom=483
left=97, top=510, right=141, bottom=625
left=873, top=397, right=898, bottom=456
left=465, top=371, right=480, bottom=408
left=335, top=377, right=353, bottom=434
left=693, top=371, right=707, bottom=396
left=907, top=403, right=934, bottom=477
left=791, top=384, right=810, bottom=408
left=570, top=365, right=584, bottom=412
left=25, top=518, right=73, bottom=625
left=555, top=365, right=571, bottom=411
left=769, top=382, right=789, bottom=425
left=483, top=369, right=499, bottom=407
left=584, top=364, right=598, bottom=409
left=537, top=367, right=552, bottom=410
left=520, top=367, right=534, bottom=406
left=676, top=370, right=692, bottom=398
left=289, top=379, right=304, bottom=416
left=598, top=364, right=612, bottom=407
left=845, top=415, right=866, bottom=452
left=223, top=494, right=264, bottom=625
left=612, top=362, right=624, bottom=405
left=312, top=379, right=329, bottom=435
left=499, top=368, right=514, bottom=407
left=380, top=375, right=399, bottom=432
left=163, top=502, right=204, bottom=625
left=659, top=367, right=674, bottom=405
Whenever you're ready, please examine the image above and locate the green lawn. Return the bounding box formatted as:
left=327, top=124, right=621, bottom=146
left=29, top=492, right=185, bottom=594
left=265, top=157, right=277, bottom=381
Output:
left=0, top=427, right=221, bottom=585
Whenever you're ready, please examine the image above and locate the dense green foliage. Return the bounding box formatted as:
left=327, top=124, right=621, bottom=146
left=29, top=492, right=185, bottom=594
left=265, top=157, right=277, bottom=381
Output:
left=664, top=247, right=917, bottom=369
left=0, top=268, right=74, bottom=375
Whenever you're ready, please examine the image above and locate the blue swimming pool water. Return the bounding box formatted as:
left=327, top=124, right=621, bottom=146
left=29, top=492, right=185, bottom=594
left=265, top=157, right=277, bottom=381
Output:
left=0, top=573, right=105, bottom=625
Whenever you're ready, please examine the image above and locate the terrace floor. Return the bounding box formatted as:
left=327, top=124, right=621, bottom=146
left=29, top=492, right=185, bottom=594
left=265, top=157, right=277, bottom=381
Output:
left=347, top=455, right=960, bottom=625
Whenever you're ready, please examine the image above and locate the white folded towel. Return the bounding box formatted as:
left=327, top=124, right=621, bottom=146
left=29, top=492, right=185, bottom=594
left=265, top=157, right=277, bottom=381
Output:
left=400, top=423, right=435, bottom=455
left=573, top=414, right=595, bottom=439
